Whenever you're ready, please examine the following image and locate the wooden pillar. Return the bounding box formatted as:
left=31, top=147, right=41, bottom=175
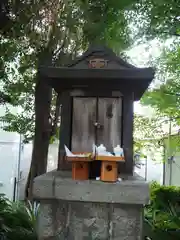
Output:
left=121, top=93, right=134, bottom=175
left=57, top=91, right=72, bottom=170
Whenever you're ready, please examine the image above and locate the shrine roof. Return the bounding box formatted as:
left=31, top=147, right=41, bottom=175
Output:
left=39, top=45, right=155, bottom=100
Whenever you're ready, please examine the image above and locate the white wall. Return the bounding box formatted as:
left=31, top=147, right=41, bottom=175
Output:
left=134, top=158, right=163, bottom=184
left=0, top=124, right=20, bottom=200
left=165, top=154, right=180, bottom=186
left=0, top=140, right=19, bottom=200
left=18, top=141, right=59, bottom=200
left=0, top=104, right=59, bottom=200
left=134, top=145, right=163, bottom=184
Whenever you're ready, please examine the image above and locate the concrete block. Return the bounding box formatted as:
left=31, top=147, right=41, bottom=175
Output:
left=33, top=171, right=149, bottom=205
left=111, top=204, right=142, bottom=240
left=33, top=171, right=149, bottom=240
left=33, top=172, right=55, bottom=199
left=37, top=200, right=69, bottom=240
left=67, top=202, right=109, bottom=240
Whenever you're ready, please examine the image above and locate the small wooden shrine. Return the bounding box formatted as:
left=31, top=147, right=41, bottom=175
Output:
left=40, top=45, right=154, bottom=180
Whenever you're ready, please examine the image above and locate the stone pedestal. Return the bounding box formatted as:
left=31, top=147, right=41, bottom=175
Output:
left=33, top=171, right=149, bottom=240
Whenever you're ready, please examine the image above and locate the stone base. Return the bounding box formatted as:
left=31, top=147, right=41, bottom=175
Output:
left=33, top=171, right=149, bottom=240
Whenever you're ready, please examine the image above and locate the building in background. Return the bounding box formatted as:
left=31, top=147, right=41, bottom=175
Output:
left=0, top=105, right=20, bottom=200
left=164, top=132, right=180, bottom=186
left=18, top=141, right=59, bottom=200
left=134, top=146, right=163, bottom=184
left=0, top=104, right=59, bottom=200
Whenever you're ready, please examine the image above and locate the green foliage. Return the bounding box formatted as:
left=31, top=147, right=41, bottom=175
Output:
left=141, top=35, right=180, bottom=121
left=133, top=113, right=166, bottom=156
left=0, top=0, right=138, bottom=140
left=133, top=0, right=180, bottom=122
left=141, top=47, right=180, bottom=118
left=149, top=182, right=180, bottom=210
left=130, top=0, right=180, bottom=41
left=164, top=134, right=180, bottom=158
left=145, top=182, right=180, bottom=239
left=1, top=0, right=179, bottom=140
left=142, top=88, right=179, bottom=117
left=134, top=114, right=165, bottom=139
left=0, top=194, right=38, bottom=240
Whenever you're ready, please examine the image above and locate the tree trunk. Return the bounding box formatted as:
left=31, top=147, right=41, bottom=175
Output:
left=25, top=70, right=52, bottom=199
left=24, top=0, right=65, bottom=200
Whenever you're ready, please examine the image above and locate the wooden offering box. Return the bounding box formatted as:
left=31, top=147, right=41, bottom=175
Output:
left=66, top=153, right=93, bottom=180
left=95, top=156, right=125, bottom=182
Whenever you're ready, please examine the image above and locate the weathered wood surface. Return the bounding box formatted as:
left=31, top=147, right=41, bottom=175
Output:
left=71, top=97, right=122, bottom=153
left=122, top=94, right=134, bottom=175
left=71, top=97, right=96, bottom=152
left=58, top=91, right=72, bottom=170
left=97, top=98, right=122, bottom=152
left=65, top=96, right=127, bottom=176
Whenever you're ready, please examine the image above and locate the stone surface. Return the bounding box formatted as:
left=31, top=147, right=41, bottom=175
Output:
left=67, top=202, right=109, bottom=240
left=111, top=204, right=143, bottom=240
left=37, top=200, right=68, bottom=240
left=37, top=201, right=144, bottom=240
left=33, top=171, right=149, bottom=240
left=33, top=171, right=149, bottom=204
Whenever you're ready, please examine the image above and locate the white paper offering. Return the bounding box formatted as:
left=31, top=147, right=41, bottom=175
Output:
left=64, top=145, right=87, bottom=157
left=64, top=145, right=74, bottom=156
left=92, top=143, right=97, bottom=156
left=64, top=144, right=113, bottom=157
left=105, top=152, right=113, bottom=156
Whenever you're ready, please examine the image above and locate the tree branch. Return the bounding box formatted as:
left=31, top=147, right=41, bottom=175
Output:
left=53, top=35, right=67, bottom=63
left=162, top=90, right=180, bottom=97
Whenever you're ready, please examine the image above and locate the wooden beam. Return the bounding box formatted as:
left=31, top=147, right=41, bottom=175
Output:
left=121, top=93, right=134, bottom=175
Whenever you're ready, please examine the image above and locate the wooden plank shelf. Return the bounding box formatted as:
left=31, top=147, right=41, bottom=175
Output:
left=66, top=152, right=94, bottom=162
left=95, top=156, right=125, bottom=162
left=66, top=156, right=94, bottom=162
left=66, top=153, right=125, bottom=162
left=65, top=152, right=125, bottom=181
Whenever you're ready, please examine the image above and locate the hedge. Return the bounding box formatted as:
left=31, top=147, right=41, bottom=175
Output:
left=144, top=181, right=180, bottom=240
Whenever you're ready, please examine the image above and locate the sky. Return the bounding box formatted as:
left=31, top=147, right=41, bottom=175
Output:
left=134, top=101, right=155, bottom=116
left=127, top=39, right=163, bottom=117
left=127, top=39, right=162, bottom=68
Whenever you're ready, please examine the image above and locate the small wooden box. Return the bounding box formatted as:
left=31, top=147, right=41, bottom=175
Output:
left=66, top=153, right=93, bottom=180
left=95, top=156, right=125, bottom=182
